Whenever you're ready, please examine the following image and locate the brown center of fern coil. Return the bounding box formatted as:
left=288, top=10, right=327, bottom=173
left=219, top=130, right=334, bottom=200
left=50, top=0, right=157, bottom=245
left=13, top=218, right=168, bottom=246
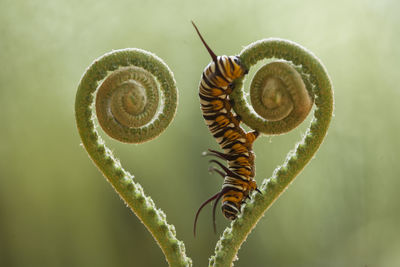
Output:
left=250, top=61, right=312, bottom=122
left=111, top=80, right=147, bottom=121
left=96, top=66, right=159, bottom=130
left=260, top=76, right=294, bottom=121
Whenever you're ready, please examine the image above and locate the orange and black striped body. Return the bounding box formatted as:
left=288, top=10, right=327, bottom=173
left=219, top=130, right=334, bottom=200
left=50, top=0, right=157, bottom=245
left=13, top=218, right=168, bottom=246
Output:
left=192, top=22, right=260, bottom=235
left=199, top=56, right=259, bottom=220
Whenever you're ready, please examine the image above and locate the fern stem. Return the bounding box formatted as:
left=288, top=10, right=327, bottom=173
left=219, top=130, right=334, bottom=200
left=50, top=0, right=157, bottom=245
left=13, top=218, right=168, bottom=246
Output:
left=210, top=38, right=334, bottom=267
left=75, top=48, right=191, bottom=267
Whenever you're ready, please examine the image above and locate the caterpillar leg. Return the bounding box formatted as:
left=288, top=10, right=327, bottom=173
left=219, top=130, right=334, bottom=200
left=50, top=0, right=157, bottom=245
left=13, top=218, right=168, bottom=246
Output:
left=234, top=114, right=242, bottom=123
left=246, top=130, right=259, bottom=145
left=228, top=96, right=236, bottom=108
left=225, top=83, right=234, bottom=94
left=223, top=99, right=232, bottom=112
left=204, top=149, right=235, bottom=161
left=208, top=166, right=225, bottom=179
left=209, top=159, right=242, bottom=180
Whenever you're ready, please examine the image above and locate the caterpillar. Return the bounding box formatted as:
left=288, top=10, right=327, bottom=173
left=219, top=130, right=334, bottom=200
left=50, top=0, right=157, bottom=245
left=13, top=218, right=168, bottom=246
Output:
left=192, top=21, right=261, bottom=236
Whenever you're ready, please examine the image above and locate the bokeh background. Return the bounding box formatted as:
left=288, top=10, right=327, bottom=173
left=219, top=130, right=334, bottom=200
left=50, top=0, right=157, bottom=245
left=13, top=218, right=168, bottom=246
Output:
left=1, top=0, right=399, bottom=266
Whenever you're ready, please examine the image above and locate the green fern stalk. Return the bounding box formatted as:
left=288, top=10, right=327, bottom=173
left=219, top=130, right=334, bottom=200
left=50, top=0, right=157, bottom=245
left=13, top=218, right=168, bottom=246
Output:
left=210, top=38, right=334, bottom=267
left=75, top=48, right=191, bottom=267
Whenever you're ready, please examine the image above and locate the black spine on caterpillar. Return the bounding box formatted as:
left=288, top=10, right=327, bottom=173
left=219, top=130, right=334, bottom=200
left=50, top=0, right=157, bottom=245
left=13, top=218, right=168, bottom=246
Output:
left=192, top=21, right=260, bottom=236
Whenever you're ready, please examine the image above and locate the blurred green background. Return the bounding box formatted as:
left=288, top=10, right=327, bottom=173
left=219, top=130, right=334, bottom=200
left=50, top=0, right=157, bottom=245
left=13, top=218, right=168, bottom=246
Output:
left=1, top=0, right=399, bottom=266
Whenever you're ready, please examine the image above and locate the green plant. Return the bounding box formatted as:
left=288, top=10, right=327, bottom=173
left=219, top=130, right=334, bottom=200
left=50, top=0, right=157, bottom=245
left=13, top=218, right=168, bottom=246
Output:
left=75, top=38, right=333, bottom=267
left=75, top=48, right=190, bottom=267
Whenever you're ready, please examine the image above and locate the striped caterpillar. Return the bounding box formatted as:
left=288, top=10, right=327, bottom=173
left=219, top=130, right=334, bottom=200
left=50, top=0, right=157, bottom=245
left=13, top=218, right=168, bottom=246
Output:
left=192, top=22, right=261, bottom=235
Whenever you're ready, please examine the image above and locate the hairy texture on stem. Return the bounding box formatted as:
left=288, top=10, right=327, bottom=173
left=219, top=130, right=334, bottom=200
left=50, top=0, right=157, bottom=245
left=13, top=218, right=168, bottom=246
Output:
left=209, top=38, right=333, bottom=267
left=75, top=48, right=191, bottom=267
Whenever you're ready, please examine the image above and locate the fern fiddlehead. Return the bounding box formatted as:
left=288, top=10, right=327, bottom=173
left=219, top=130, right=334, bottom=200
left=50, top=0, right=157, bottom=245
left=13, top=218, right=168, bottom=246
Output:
left=210, top=38, right=334, bottom=267
left=75, top=48, right=191, bottom=267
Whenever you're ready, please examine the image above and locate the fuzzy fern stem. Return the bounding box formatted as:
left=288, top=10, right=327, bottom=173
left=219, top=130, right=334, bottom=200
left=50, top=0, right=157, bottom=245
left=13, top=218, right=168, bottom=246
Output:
left=209, top=38, right=334, bottom=267
left=75, top=48, right=192, bottom=267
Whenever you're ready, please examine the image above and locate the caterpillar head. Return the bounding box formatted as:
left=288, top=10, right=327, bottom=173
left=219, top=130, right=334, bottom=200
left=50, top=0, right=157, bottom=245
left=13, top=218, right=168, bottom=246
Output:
left=218, top=55, right=247, bottom=81
left=221, top=200, right=240, bottom=220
